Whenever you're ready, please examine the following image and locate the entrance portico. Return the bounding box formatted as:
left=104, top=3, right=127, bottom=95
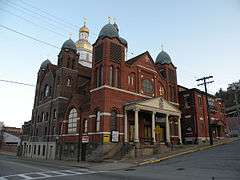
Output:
left=124, top=97, right=182, bottom=145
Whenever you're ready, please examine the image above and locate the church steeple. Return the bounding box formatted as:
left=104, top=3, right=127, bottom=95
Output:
left=76, top=18, right=93, bottom=68
left=79, top=17, right=89, bottom=40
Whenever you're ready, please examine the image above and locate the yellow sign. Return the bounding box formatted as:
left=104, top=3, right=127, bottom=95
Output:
left=103, top=134, right=110, bottom=143
left=155, top=125, right=161, bottom=134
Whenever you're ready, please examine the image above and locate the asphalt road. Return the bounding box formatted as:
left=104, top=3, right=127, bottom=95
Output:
left=0, top=140, right=240, bottom=180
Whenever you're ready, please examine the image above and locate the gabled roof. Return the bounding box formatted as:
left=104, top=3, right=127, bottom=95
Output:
left=125, top=51, right=155, bottom=65
left=125, top=97, right=181, bottom=115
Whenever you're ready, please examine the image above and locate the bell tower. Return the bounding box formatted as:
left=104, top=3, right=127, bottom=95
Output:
left=58, top=38, right=78, bottom=70
left=155, top=48, right=178, bottom=103
left=89, top=20, right=128, bottom=138
left=76, top=19, right=93, bottom=68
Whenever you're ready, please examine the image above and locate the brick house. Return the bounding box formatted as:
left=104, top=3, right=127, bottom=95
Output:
left=178, top=86, right=226, bottom=144
left=21, top=21, right=182, bottom=161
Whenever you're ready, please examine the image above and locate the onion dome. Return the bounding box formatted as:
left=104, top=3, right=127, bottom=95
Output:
left=155, top=50, right=172, bottom=64
left=80, top=24, right=89, bottom=34
left=98, top=23, right=119, bottom=38
left=98, top=22, right=127, bottom=46
left=40, top=59, right=51, bottom=69
left=61, top=38, right=76, bottom=51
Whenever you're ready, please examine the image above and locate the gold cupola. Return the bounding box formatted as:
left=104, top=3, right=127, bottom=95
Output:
left=79, top=19, right=89, bottom=34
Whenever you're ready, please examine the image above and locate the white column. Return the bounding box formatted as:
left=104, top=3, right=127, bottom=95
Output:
left=134, top=109, right=139, bottom=143
left=152, top=111, right=156, bottom=143
left=178, top=116, right=182, bottom=144
left=124, top=109, right=128, bottom=142
left=166, top=114, right=170, bottom=143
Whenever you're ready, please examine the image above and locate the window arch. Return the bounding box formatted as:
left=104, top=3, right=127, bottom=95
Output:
left=68, top=108, right=78, bottom=134
left=44, top=85, right=49, bottom=97
left=111, top=110, right=117, bottom=131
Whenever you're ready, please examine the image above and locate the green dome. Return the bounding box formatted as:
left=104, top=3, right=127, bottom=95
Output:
left=155, top=50, right=172, bottom=64
left=61, top=39, right=76, bottom=51
left=98, top=23, right=119, bottom=38
left=40, top=59, right=51, bottom=69
left=98, top=22, right=127, bottom=46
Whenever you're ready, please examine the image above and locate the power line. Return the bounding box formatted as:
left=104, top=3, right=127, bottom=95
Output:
left=20, top=0, right=79, bottom=29
left=0, top=8, right=65, bottom=37
left=3, top=0, right=74, bottom=33
left=0, top=24, right=60, bottom=49
left=0, top=79, right=35, bottom=87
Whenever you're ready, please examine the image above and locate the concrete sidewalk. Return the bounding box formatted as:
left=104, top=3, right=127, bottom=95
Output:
left=1, top=137, right=239, bottom=171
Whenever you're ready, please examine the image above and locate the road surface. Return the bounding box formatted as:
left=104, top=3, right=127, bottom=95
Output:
left=0, top=140, right=239, bottom=180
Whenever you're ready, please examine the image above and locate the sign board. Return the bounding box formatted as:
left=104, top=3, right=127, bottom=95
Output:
left=111, top=131, right=119, bottom=142
left=82, top=135, right=89, bottom=143
left=103, top=134, right=110, bottom=143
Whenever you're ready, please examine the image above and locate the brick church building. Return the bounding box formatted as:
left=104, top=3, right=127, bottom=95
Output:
left=21, top=21, right=182, bottom=161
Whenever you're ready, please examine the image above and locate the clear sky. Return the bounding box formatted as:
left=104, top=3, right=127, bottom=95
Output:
left=0, top=0, right=240, bottom=128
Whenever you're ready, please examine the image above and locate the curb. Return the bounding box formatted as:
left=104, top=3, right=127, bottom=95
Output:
left=138, top=138, right=239, bottom=166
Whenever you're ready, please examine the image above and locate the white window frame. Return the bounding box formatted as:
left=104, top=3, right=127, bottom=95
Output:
left=68, top=108, right=78, bottom=134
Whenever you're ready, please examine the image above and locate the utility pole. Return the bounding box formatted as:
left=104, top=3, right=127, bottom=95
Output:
left=196, top=76, right=214, bottom=145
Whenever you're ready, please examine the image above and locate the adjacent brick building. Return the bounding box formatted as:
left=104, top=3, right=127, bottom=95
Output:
left=21, top=21, right=182, bottom=161
left=178, top=86, right=226, bottom=144
left=216, top=81, right=240, bottom=135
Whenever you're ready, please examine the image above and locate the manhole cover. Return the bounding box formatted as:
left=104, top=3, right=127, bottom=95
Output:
left=176, top=168, right=185, bottom=171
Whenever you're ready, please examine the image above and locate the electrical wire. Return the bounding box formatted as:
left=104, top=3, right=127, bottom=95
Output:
left=0, top=8, right=66, bottom=37
left=0, top=79, right=35, bottom=87
left=0, top=24, right=60, bottom=49
left=20, top=0, right=79, bottom=29
left=3, top=0, right=74, bottom=33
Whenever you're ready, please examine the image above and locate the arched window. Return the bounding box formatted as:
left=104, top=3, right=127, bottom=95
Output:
left=84, top=119, right=88, bottom=133
left=100, top=65, right=103, bottom=86
left=67, top=78, right=71, bottom=87
left=115, top=68, right=119, bottom=87
left=96, top=111, right=100, bottom=132
left=42, top=112, right=45, bottom=121
left=68, top=108, right=78, bottom=134
left=109, top=66, right=113, bottom=86
left=45, top=112, right=49, bottom=121
left=96, top=65, right=103, bottom=87
left=111, top=110, right=117, bottom=131
left=142, top=79, right=153, bottom=94
left=44, top=85, right=49, bottom=97
left=53, top=109, right=57, bottom=119
left=96, top=67, right=99, bottom=87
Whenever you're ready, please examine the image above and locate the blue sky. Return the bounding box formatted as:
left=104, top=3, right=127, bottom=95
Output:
left=0, top=0, right=240, bottom=127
